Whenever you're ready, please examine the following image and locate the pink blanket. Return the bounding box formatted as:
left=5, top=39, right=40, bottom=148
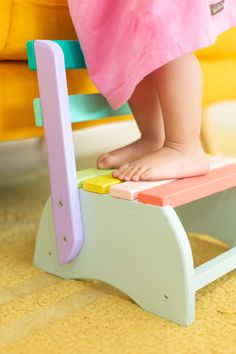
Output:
left=68, top=1, right=236, bottom=109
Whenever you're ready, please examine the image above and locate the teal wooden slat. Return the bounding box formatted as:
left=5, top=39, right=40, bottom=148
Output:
left=27, top=40, right=86, bottom=70
left=34, top=93, right=132, bottom=126
left=27, top=41, right=37, bottom=70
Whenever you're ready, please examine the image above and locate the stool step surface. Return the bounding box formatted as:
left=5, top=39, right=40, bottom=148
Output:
left=83, top=174, right=121, bottom=194
left=110, top=179, right=176, bottom=200
left=109, top=156, right=236, bottom=201
left=77, top=168, right=113, bottom=188
left=208, top=156, right=236, bottom=170
left=138, top=163, right=236, bottom=207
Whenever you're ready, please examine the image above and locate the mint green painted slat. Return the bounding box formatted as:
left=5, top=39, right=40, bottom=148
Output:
left=27, top=40, right=86, bottom=70
left=77, top=168, right=114, bottom=188
left=34, top=93, right=132, bottom=126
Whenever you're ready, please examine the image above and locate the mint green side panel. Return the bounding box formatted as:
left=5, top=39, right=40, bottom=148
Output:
left=34, top=94, right=132, bottom=126
left=34, top=192, right=195, bottom=326
left=27, top=40, right=86, bottom=70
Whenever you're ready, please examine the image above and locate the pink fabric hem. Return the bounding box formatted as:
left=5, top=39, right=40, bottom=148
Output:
left=109, top=23, right=235, bottom=110
left=68, top=0, right=236, bottom=110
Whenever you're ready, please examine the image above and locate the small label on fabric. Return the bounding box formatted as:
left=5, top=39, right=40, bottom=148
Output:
left=210, top=1, right=225, bottom=15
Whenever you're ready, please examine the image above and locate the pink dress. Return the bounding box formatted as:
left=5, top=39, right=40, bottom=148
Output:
left=68, top=0, right=236, bottom=110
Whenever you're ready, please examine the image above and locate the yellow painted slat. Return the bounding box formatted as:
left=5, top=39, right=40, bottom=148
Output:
left=83, top=174, right=121, bottom=194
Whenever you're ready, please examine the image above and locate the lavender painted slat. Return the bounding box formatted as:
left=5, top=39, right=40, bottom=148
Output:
left=35, top=40, right=84, bottom=264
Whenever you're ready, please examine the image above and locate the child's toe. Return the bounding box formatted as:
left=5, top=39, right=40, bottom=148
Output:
left=139, top=168, right=155, bottom=181
left=112, top=164, right=129, bottom=178
left=131, top=167, right=148, bottom=181
left=97, top=153, right=113, bottom=169
left=123, top=166, right=140, bottom=181
left=118, top=166, right=134, bottom=181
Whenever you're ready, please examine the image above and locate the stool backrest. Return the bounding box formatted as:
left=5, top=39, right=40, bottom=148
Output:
left=27, top=40, right=86, bottom=70
left=26, top=40, right=132, bottom=126
left=25, top=39, right=132, bottom=264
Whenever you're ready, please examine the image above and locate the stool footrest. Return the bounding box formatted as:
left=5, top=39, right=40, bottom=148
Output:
left=194, top=247, right=236, bottom=291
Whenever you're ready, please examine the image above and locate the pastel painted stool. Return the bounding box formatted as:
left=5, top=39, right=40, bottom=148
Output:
left=27, top=40, right=236, bottom=326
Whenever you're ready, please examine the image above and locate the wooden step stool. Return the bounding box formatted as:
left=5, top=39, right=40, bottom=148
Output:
left=27, top=40, right=236, bottom=326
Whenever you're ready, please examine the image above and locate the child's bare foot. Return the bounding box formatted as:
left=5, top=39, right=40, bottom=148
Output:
left=97, top=137, right=163, bottom=169
left=112, top=142, right=209, bottom=181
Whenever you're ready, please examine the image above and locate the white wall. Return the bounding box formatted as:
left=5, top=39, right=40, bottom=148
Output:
left=0, top=121, right=140, bottom=176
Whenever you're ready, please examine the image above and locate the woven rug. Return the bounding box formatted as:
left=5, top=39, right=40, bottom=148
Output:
left=0, top=169, right=235, bottom=354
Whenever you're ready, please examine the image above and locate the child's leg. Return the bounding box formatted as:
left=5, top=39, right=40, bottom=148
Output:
left=113, top=53, right=209, bottom=181
left=97, top=73, right=165, bottom=169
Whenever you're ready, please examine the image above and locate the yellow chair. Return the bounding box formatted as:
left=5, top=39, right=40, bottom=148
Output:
left=0, top=0, right=236, bottom=150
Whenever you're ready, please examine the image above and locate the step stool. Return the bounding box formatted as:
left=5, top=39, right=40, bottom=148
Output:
left=27, top=40, right=236, bottom=326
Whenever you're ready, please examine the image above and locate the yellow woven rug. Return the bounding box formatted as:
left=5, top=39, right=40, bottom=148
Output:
left=0, top=169, right=235, bottom=354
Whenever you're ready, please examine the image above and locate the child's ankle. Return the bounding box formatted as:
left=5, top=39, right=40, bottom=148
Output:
left=164, top=139, right=205, bottom=155
left=141, top=134, right=165, bottom=148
